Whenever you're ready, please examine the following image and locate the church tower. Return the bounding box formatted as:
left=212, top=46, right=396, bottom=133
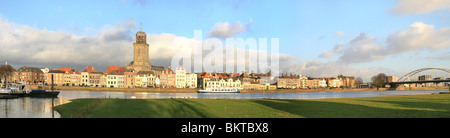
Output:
left=126, top=23, right=152, bottom=73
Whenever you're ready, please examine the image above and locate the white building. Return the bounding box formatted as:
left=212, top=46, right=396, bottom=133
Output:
left=147, top=74, right=156, bottom=87
left=155, top=77, right=160, bottom=87
left=175, top=66, right=186, bottom=88
left=299, top=75, right=308, bottom=89
left=185, top=73, right=197, bottom=88
left=328, top=78, right=342, bottom=88
left=107, top=71, right=124, bottom=88
left=40, top=68, right=49, bottom=84
left=81, top=72, right=89, bottom=86
left=206, top=78, right=241, bottom=89
left=318, top=79, right=327, bottom=87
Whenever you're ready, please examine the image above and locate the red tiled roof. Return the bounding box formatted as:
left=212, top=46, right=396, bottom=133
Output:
left=162, top=68, right=175, bottom=74
left=199, top=72, right=211, bottom=78
left=58, top=67, right=71, bottom=73
left=105, top=65, right=125, bottom=73
left=85, top=66, right=95, bottom=73
left=176, top=66, right=185, bottom=71
left=58, top=67, right=80, bottom=74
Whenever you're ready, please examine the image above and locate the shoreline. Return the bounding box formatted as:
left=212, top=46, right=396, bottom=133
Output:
left=46, top=86, right=448, bottom=93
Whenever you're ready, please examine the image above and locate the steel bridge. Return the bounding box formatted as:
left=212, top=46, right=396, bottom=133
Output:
left=388, top=68, right=450, bottom=87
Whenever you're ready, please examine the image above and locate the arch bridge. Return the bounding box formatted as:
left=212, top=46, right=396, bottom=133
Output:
left=389, top=68, right=450, bottom=87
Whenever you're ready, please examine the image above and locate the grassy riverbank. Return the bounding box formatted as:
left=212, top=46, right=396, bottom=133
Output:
left=54, top=94, right=450, bottom=118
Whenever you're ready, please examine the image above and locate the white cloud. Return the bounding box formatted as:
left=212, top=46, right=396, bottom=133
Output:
left=318, top=51, right=334, bottom=58
left=386, top=22, right=450, bottom=53
left=332, top=22, right=450, bottom=64
left=332, top=42, right=344, bottom=53
left=335, top=31, right=345, bottom=37
left=318, top=43, right=343, bottom=58
left=208, top=20, right=252, bottom=39
left=0, top=17, right=135, bottom=69
left=392, top=0, right=450, bottom=15
left=338, top=33, right=385, bottom=64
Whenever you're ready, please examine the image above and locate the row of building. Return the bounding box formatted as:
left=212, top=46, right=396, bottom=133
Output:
left=7, top=65, right=360, bottom=90
left=277, top=74, right=356, bottom=89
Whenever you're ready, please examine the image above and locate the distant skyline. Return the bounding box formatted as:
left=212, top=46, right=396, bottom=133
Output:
left=0, top=0, right=449, bottom=82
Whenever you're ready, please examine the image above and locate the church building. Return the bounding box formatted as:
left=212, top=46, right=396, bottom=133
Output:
left=126, top=24, right=152, bottom=73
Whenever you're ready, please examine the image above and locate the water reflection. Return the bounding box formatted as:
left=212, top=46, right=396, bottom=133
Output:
left=0, top=89, right=446, bottom=118
left=0, top=97, right=61, bottom=118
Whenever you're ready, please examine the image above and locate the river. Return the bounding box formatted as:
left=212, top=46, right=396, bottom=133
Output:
left=0, top=89, right=447, bottom=118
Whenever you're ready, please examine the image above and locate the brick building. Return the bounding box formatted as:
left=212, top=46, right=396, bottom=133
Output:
left=13, top=66, right=45, bottom=84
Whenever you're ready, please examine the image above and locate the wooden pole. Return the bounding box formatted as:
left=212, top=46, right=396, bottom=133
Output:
left=51, top=74, right=54, bottom=92
left=3, top=74, right=6, bottom=88
left=52, top=96, right=55, bottom=118
left=51, top=74, right=55, bottom=118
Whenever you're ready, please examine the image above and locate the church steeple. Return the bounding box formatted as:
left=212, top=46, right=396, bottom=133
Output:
left=136, top=23, right=146, bottom=44
left=126, top=23, right=152, bottom=73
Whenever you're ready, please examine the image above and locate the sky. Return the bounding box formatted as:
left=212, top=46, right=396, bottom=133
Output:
left=0, top=0, right=449, bottom=82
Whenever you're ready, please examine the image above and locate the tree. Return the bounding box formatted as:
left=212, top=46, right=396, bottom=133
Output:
left=0, top=64, right=15, bottom=83
left=371, top=73, right=387, bottom=88
left=355, top=77, right=363, bottom=88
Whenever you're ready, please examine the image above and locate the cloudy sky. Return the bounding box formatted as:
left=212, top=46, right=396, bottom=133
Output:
left=0, top=0, right=449, bottom=81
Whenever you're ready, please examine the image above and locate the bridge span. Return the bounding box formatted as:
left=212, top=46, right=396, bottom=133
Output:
left=388, top=68, right=450, bottom=89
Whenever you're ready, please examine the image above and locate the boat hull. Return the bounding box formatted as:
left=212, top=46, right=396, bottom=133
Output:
left=0, top=88, right=12, bottom=93
left=29, top=91, right=60, bottom=98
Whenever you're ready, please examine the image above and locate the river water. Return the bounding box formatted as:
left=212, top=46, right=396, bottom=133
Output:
left=0, top=89, right=447, bottom=118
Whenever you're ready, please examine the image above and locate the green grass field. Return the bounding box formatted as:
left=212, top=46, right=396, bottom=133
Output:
left=54, top=94, right=450, bottom=118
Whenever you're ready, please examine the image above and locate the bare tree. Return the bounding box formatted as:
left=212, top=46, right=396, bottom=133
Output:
left=355, top=77, right=363, bottom=88
left=371, top=73, right=387, bottom=88
left=0, top=64, right=15, bottom=83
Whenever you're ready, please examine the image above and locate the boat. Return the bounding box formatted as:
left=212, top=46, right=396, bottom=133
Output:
left=28, top=89, right=60, bottom=98
left=0, top=74, right=11, bottom=94
left=0, top=88, right=12, bottom=93
left=26, top=74, right=60, bottom=98
left=0, top=84, right=20, bottom=94
left=198, top=87, right=240, bottom=93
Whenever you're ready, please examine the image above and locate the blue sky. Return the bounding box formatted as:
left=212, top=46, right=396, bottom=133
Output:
left=0, top=0, right=449, bottom=81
